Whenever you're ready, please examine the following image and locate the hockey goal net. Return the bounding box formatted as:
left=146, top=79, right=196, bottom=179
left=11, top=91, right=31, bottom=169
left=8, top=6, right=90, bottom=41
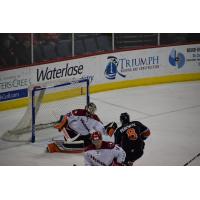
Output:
left=2, top=79, right=90, bottom=142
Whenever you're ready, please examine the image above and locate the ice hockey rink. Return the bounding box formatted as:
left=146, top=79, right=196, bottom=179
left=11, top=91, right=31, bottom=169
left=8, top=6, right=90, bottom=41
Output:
left=0, top=80, right=200, bottom=166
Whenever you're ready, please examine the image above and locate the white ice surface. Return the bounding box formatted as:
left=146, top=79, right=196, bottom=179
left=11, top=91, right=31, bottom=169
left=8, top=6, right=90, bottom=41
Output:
left=0, top=81, right=200, bottom=166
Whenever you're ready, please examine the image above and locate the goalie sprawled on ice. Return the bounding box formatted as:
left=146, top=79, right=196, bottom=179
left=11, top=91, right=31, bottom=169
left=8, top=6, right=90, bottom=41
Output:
left=47, top=102, right=117, bottom=153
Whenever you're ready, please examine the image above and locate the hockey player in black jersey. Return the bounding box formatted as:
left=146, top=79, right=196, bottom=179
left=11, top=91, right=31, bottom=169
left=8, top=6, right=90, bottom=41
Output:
left=114, top=113, right=151, bottom=166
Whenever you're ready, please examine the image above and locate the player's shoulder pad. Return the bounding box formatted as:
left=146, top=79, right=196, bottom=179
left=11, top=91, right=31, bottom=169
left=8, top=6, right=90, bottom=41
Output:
left=84, top=144, right=96, bottom=152
left=72, top=109, right=87, bottom=116
left=90, top=114, right=102, bottom=123
left=101, top=141, right=115, bottom=149
left=133, top=120, right=149, bottom=130
left=132, top=120, right=143, bottom=126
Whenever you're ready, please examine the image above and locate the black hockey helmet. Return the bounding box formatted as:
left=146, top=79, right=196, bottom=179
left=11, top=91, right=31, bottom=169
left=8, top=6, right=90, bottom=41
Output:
left=120, top=112, right=130, bottom=125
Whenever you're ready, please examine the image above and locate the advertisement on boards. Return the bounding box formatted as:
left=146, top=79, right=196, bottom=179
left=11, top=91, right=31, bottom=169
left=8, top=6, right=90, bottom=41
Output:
left=30, top=56, right=97, bottom=85
left=0, top=68, right=31, bottom=102
left=101, top=44, right=200, bottom=83
left=167, top=44, right=200, bottom=70
left=101, top=48, right=161, bottom=82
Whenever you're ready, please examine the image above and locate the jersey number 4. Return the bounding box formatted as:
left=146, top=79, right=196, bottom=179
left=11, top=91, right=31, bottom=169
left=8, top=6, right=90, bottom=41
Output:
left=126, top=128, right=138, bottom=140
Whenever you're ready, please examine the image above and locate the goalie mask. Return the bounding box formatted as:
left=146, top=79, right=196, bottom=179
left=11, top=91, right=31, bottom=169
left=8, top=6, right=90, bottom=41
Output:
left=120, top=112, right=130, bottom=125
left=85, top=102, right=97, bottom=115
left=54, top=115, right=68, bottom=132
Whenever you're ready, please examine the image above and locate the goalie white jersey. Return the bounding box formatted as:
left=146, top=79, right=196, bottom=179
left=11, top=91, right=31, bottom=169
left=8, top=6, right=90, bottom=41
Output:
left=66, top=109, right=106, bottom=136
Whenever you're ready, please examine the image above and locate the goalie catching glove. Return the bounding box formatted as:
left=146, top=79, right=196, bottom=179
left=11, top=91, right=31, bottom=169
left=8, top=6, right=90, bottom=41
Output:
left=105, top=122, right=118, bottom=137
left=54, top=115, right=68, bottom=132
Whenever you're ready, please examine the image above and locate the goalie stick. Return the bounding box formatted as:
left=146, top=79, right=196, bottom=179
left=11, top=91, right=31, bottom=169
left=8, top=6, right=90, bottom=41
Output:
left=183, top=152, right=200, bottom=166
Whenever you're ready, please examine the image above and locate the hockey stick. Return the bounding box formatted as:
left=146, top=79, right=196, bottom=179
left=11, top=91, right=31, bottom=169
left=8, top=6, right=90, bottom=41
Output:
left=184, top=153, right=200, bottom=166
left=51, top=111, right=81, bottom=143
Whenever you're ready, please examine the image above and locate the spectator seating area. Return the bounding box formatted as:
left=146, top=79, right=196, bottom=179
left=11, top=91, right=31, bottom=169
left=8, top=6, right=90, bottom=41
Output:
left=114, top=33, right=158, bottom=49
left=0, top=33, right=112, bottom=67
left=74, top=34, right=112, bottom=56
left=0, top=33, right=200, bottom=69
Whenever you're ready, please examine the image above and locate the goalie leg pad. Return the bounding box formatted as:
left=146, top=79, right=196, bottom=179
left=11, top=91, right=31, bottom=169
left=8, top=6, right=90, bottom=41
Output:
left=47, top=143, right=61, bottom=153
left=47, top=141, right=85, bottom=153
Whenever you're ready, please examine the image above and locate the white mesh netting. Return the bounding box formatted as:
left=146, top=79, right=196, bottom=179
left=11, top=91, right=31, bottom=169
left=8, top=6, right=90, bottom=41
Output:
left=1, top=79, right=89, bottom=142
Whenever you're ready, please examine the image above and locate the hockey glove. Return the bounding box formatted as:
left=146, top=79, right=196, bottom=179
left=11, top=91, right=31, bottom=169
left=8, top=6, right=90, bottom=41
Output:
left=54, top=115, right=68, bottom=132
left=140, top=129, right=151, bottom=140
left=105, top=122, right=118, bottom=137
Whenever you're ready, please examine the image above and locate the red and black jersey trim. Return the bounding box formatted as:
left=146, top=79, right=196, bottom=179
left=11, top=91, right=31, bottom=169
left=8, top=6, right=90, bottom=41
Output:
left=72, top=109, right=102, bottom=123
left=85, top=141, right=115, bottom=152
